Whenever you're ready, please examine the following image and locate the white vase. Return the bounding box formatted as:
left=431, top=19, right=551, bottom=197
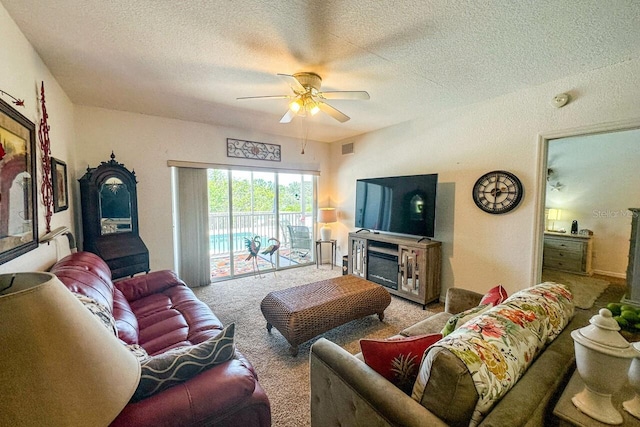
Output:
left=623, top=342, right=640, bottom=419
left=571, top=309, right=639, bottom=425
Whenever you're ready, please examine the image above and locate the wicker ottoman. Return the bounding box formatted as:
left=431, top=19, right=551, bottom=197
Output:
left=260, top=275, right=391, bottom=356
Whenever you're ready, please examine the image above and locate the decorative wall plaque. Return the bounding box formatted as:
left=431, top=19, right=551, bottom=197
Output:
left=227, top=138, right=281, bottom=162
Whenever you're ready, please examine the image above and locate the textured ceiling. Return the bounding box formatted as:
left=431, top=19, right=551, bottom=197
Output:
left=2, top=0, right=640, bottom=142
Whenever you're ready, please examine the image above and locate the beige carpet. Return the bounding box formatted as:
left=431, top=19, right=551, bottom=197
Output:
left=541, top=269, right=610, bottom=309
left=192, top=266, right=443, bottom=427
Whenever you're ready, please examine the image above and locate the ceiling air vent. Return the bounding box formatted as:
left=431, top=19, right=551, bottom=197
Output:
left=342, top=142, right=354, bottom=155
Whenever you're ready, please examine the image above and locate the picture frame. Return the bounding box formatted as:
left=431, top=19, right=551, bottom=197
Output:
left=51, top=157, right=68, bottom=212
left=0, top=98, right=38, bottom=264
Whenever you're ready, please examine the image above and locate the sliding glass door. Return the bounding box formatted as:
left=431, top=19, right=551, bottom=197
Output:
left=208, top=168, right=315, bottom=280
left=230, top=170, right=276, bottom=276
left=278, top=173, right=314, bottom=267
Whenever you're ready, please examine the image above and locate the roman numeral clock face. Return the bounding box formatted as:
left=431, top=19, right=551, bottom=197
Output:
left=472, top=170, right=524, bottom=214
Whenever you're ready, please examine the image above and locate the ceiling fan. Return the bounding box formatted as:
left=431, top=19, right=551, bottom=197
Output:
left=237, top=72, right=370, bottom=124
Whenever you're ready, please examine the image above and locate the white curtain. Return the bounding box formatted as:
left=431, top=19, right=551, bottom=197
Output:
left=174, top=167, right=210, bottom=287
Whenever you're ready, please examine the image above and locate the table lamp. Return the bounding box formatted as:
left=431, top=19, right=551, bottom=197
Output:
left=318, top=208, right=337, bottom=241
left=0, top=272, right=141, bottom=426
left=547, top=208, right=561, bottom=231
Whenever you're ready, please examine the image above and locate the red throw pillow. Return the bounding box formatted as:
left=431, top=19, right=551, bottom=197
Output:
left=360, top=333, right=442, bottom=395
left=480, top=285, right=508, bottom=306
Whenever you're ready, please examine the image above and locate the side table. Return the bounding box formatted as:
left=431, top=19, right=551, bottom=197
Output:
left=553, top=370, right=640, bottom=426
left=315, top=239, right=337, bottom=269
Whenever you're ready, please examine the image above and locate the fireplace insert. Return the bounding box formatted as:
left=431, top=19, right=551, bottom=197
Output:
left=367, top=251, right=398, bottom=290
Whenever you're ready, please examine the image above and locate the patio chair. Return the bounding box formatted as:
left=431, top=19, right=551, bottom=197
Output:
left=280, top=220, right=291, bottom=248
left=286, top=225, right=312, bottom=257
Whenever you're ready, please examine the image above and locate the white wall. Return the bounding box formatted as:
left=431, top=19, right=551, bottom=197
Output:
left=331, top=59, right=640, bottom=297
left=2, top=0, right=639, bottom=289
left=74, top=106, right=332, bottom=271
left=0, top=4, right=76, bottom=273
left=546, top=129, right=640, bottom=277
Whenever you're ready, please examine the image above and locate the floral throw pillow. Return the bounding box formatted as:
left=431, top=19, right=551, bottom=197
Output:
left=360, top=333, right=442, bottom=395
left=131, top=323, right=236, bottom=401
left=420, top=282, right=574, bottom=427
left=441, top=304, right=491, bottom=337
left=441, top=286, right=509, bottom=337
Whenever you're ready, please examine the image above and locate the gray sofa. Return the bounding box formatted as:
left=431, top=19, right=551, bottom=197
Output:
left=310, top=286, right=613, bottom=427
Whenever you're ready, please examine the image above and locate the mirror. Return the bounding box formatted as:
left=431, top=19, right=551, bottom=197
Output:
left=0, top=99, right=37, bottom=264
left=99, top=177, right=132, bottom=235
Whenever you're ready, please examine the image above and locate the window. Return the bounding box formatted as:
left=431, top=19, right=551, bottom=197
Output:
left=208, top=169, right=316, bottom=280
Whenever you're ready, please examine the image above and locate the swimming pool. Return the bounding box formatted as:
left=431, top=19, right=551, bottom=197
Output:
left=209, top=232, right=257, bottom=253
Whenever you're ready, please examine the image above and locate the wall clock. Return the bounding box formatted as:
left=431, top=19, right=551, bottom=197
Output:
left=472, top=170, right=524, bottom=214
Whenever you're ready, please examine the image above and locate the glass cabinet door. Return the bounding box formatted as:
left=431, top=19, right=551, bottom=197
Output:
left=399, top=246, right=424, bottom=300
left=350, top=237, right=367, bottom=278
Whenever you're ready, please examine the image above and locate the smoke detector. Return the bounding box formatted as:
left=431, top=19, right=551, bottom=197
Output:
left=551, top=93, right=570, bottom=108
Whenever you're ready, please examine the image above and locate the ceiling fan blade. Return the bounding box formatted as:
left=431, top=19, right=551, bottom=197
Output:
left=237, top=95, right=291, bottom=100
left=317, top=101, right=350, bottom=123
left=280, top=108, right=297, bottom=124
left=319, top=91, right=370, bottom=100
left=277, top=73, right=306, bottom=94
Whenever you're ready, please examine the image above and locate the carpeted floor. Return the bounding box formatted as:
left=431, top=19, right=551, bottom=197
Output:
left=541, top=269, right=610, bottom=309
left=192, top=266, right=444, bottom=427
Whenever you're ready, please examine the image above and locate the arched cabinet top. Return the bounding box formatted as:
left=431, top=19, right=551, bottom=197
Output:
left=79, top=152, right=138, bottom=187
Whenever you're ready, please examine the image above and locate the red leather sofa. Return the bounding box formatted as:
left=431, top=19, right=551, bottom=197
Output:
left=50, top=251, right=271, bottom=427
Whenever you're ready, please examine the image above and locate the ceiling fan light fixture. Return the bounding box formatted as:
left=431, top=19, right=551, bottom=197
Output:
left=289, top=98, right=302, bottom=113
left=241, top=72, right=369, bottom=124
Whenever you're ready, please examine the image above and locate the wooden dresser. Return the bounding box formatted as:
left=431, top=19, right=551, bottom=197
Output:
left=543, top=232, right=593, bottom=276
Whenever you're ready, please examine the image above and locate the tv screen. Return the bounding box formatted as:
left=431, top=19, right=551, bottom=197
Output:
left=355, top=173, right=437, bottom=237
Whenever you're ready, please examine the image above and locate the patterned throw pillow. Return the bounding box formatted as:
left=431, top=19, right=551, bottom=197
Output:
left=441, top=286, right=509, bottom=337
left=132, top=324, right=236, bottom=401
left=73, top=293, right=118, bottom=336
left=441, top=304, right=491, bottom=337
left=360, top=333, right=442, bottom=395
left=479, top=285, right=508, bottom=306
left=415, top=282, right=574, bottom=426
left=121, top=341, right=149, bottom=360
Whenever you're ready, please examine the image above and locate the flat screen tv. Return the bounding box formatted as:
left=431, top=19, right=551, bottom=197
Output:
left=355, top=173, right=438, bottom=237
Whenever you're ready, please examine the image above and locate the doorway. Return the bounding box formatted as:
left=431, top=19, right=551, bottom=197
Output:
left=536, top=121, right=640, bottom=284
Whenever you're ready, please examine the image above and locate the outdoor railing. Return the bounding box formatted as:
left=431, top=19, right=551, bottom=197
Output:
left=208, top=211, right=313, bottom=255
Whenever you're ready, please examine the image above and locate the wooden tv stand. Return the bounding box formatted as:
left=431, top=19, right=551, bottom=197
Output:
left=347, top=231, right=442, bottom=308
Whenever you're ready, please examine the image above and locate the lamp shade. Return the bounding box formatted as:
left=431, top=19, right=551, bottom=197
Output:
left=0, top=272, right=141, bottom=426
left=318, top=207, right=337, bottom=224
left=547, top=208, right=561, bottom=221
left=318, top=208, right=337, bottom=241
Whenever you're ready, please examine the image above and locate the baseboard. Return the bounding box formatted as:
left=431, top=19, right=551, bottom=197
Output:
left=592, top=269, right=626, bottom=279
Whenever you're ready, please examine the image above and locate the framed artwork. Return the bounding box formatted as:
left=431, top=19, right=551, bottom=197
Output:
left=0, top=98, right=38, bottom=264
left=51, top=157, right=68, bottom=212
left=227, top=138, right=281, bottom=162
